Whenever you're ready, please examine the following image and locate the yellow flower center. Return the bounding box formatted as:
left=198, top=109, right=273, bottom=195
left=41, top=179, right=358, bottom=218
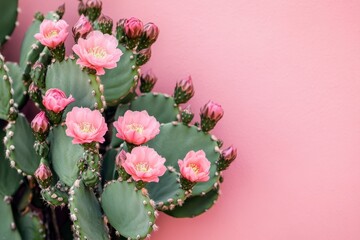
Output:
left=127, top=123, right=144, bottom=134
left=189, top=163, right=200, bottom=174
left=136, top=162, right=149, bottom=172
left=45, top=30, right=59, bottom=39
left=89, top=46, right=107, bottom=59
left=79, top=122, right=96, bottom=133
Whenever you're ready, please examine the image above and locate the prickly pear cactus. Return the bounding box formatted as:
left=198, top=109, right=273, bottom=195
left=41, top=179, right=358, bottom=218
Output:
left=0, top=1, right=237, bottom=239
left=0, top=0, right=19, bottom=46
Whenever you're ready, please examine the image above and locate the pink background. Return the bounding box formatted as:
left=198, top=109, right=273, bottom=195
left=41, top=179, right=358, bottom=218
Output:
left=3, top=0, right=360, bottom=239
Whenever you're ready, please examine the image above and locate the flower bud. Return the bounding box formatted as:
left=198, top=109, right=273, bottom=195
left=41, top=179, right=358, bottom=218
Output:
left=31, top=111, right=50, bottom=140
left=138, top=22, right=159, bottom=50
left=140, top=70, right=157, bottom=93
left=124, top=17, right=143, bottom=39
left=115, top=150, right=127, bottom=168
left=78, top=0, right=87, bottom=16
left=34, top=12, right=44, bottom=22
left=85, top=0, right=102, bottom=22
left=35, top=163, right=52, bottom=188
left=56, top=3, right=65, bottom=18
left=217, top=146, right=237, bottom=171
left=181, top=105, right=194, bottom=125
left=28, top=82, right=43, bottom=107
left=173, top=76, right=194, bottom=104
left=136, top=47, right=151, bottom=66
left=200, top=100, right=223, bottom=132
left=98, top=14, right=113, bottom=35
left=30, top=62, right=45, bottom=88
left=72, top=15, right=92, bottom=42
left=116, top=18, right=127, bottom=42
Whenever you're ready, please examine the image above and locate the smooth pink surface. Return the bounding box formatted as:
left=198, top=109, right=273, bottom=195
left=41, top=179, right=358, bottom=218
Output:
left=4, top=0, right=360, bottom=239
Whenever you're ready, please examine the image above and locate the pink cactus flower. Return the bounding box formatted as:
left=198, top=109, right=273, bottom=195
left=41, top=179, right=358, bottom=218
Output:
left=72, top=15, right=93, bottom=39
left=34, top=19, right=69, bottom=49
left=113, top=110, right=160, bottom=145
left=178, top=150, right=211, bottom=182
left=42, top=88, right=75, bottom=113
left=72, top=30, right=122, bottom=75
left=35, top=163, right=52, bottom=181
left=124, top=17, right=143, bottom=39
left=122, top=146, right=166, bottom=182
left=200, top=100, right=224, bottom=122
left=65, top=107, right=108, bottom=144
left=31, top=111, right=49, bottom=133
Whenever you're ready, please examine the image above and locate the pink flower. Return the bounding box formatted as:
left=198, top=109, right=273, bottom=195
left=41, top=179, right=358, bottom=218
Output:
left=42, top=88, right=75, bottom=113
left=124, top=17, right=143, bottom=39
left=34, top=19, right=69, bottom=48
left=113, top=110, right=160, bottom=145
left=65, top=107, right=108, bottom=144
left=72, top=30, right=122, bottom=75
left=72, top=15, right=92, bottom=40
left=35, top=163, right=52, bottom=181
left=31, top=111, right=49, bottom=133
left=122, top=146, right=166, bottom=182
left=178, top=150, right=211, bottom=182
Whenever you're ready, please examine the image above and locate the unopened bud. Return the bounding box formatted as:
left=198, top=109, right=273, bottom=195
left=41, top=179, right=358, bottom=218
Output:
left=116, top=18, right=127, bottom=42
left=173, top=76, right=194, bottom=104
left=35, top=163, right=52, bottom=188
left=72, top=15, right=92, bottom=42
left=98, top=14, right=113, bottom=35
left=138, top=22, right=159, bottom=50
left=140, top=70, right=157, bottom=93
left=31, top=111, right=49, bottom=135
left=124, top=17, right=143, bottom=39
left=136, top=47, right=151, bottom=66
left=30, top=62, right=45, bottom=88
left=78, top=1, right=87, bottom=16
left=85, top=0, right=102, bottom=22
left=217, top=146, right=237, bottom=171
left=56, top=3, right=65, bottom=18
left=200, top=100, right=224, bottom=132
left=181, top=105, right=194, bottom=125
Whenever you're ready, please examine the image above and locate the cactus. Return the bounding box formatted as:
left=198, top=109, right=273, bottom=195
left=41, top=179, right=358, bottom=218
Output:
left=0, top=0, right=19, bottom=46
left=0, top=1, right=237, bottom=239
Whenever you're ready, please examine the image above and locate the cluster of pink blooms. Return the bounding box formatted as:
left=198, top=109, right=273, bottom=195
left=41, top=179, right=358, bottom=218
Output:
left=34, top=16, right=122, bottom=75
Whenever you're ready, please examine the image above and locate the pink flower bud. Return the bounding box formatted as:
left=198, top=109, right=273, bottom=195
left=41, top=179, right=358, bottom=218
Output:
left=35, top=163, right=52, bottom=181
left=42, top=88, right=75, bottom=113
left=122, top=146, right=167, bottom=183
left=140, top=69, right=157, bottom=93
left=178, top=150, right=211, bottom=182
left=174, top=76, right=195, bottom=104
left=28, top=82, right=39, bottom=93
left=142, top=23, right=159, bottom=44
left=98, top=14, right=114, bottom=35
left=136, top=47, right=152, bottom=66
left=113, top=110, right=160, bottom=146
left=200, top=100, right=224, bottom=122
left=115, top=150, right=127, bottom=168
left=85, top=0, right=102, bottom=21
left=222, top=145, right=237, bottom=162
left=31, top=111, right=49, bottom=133
left=72, top=15, right=92, bottom=41
left=86, top=0, right=102, bottom=9
left=78, top=1, right=86, bottom=15
left=34, top=19, right=69, bottom=49
left=124, top=17, right=143, bottom=39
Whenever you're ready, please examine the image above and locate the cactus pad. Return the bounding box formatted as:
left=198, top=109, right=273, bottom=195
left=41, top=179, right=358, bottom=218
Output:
left=0, top=57, right=14, bottom=120
left=5, top=114, right=41, bottom=175
left=45, top=59, right=105, bottom=116
left=101, top=148, right=117, bottom=184
left=0, top=198, right=21, bottom=240
left=101, top=181, right=156, bottom=239
left=15, top=211, right=46, bottom=240
left=165, top=187, right=219, bottom=218
left=0, top=0, right=18, bottom=46
left=6, top=62, right=27, bottom=109
left=146, top=123, right=221, bottom=196
left=0, top=129, right=22, bottom=197
left=69, top=180, right=109, bottom=240
left=146, top=170, right=186, bottom=211
left=101, top=46, right=139, bottom=107
left=48, top=125, right=83, bottom=187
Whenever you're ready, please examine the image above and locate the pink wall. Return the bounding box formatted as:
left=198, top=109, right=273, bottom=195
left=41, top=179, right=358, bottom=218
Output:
left=4, top=0, right=360, bottom=239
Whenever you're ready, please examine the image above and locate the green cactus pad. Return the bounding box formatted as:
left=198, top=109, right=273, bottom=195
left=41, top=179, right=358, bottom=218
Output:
left=0, top=129, right=22, bottom=197
left=101, top=181, right=157, bottom=239
left=5, top=114, right=41, bottom=175
left=165, top=187, right=219, bottom=218
left=146, top=123, right=221, bottom=196
left=146, top=170, right=186, bottom=211
left=15, top=211, right=46, bottom=240
left=45, top=59, right=105, bottom=116
left=0, top=0, right=18, bottom=46
left=0, top=57, right=14, bottom=120
left=0, top=198, right=21, bottom=240
left=101, top=148, right=117, bottom=183
left=69, top=180, right=109, bottom=240
left=110, top=104, right=130, bottom=148
left=6, top=62, right=27, bottom=109
left=101, top=46, right=139, bottom=107
left=48, top=125, right=83, bottom=187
